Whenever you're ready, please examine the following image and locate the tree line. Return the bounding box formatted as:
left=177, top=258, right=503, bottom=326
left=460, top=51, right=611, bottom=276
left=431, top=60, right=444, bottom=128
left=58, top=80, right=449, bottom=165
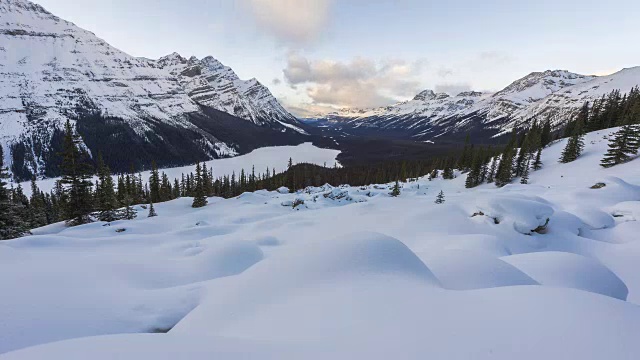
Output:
left=2, top=87, right=640, bottom=240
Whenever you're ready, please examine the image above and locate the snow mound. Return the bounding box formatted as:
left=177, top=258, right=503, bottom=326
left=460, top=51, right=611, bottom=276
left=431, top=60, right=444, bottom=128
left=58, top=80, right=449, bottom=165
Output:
left=472, top=195, right=554, bottom=234
left=502, top=252, right=628, bottom=300
left=419, top=249, right=538, bottom=290
left=445, top=234, right=512, bottom=257
left=171, top=232, right=440, bottom=334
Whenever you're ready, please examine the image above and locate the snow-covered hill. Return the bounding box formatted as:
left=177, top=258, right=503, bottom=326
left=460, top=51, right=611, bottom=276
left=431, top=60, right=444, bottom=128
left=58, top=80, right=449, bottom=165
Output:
left=2, top=127, right=640, bottom=359
left=0, top=0, right=302, bottom=180
left=317, top=68, right=639, bottom=141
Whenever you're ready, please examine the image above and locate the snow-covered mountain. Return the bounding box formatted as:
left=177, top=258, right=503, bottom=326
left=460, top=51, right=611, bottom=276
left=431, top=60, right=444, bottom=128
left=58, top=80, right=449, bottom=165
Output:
left=0, top=0, right=303, bottom=180
left=515, top=67, right=640, bottom=127
left=153, top=53, right=298, bottom=127
left=316, top=68, right=639, bottom=141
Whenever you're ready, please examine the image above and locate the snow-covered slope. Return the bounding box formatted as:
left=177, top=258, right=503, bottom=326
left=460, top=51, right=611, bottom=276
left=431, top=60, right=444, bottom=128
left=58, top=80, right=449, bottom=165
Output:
left=2, top=127, right=640, bottom=359
left=0, top=0, right=302, bottom=180
left=516, top=67, right=640, bottom=127
left=153, top=53, right=300, bottom=127
left=318, top=68, right=639, bottom=141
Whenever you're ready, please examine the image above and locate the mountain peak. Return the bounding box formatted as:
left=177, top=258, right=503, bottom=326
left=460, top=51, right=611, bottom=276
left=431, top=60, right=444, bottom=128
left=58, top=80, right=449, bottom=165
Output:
left=1, top=0, right=51, bottom=15
left=157, top=52, right=187, bottom=67
left=413, top=90, right=451, bottom=102
left=494, top=69, right=594, bottom=99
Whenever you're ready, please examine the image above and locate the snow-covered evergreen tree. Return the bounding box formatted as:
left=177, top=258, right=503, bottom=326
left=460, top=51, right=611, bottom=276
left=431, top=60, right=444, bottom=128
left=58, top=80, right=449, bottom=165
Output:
left=0, top=159, right=31, bottom=240
left=520, top=160, right=530, bottom=184
left=559, top=117, right=585, bottom=163
left=390, top=180, right=401, bottom=197
left=435, top=190, right=445, bottom=204
left=532, top=148, right=543, bottom=170
left=96, top=154, right=119, bottom=223
left=192, top=162, right=208, bottom=208
left=601, top=125, right=640, bottom=167
left=59, top=120, right=94, bottom=226
left=148, top=201, right=158, bottom=217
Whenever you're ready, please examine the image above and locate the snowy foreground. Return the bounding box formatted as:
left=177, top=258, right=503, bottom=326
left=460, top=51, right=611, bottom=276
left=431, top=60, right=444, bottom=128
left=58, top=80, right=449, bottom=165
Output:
left=3, top=129, right=640, bottom=359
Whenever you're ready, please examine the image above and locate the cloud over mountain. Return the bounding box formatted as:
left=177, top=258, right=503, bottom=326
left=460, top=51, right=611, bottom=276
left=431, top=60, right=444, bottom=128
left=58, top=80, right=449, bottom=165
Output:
left=283, top=53, right=426, bottom=109
left=243, top=0, right=333, bottom=44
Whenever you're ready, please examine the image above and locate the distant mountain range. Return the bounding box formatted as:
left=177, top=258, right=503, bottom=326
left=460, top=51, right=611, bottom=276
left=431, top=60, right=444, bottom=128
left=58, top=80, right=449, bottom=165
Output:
left=309, top=68, right=640, bottom=141
left=0, top=0, right=305, bottom=180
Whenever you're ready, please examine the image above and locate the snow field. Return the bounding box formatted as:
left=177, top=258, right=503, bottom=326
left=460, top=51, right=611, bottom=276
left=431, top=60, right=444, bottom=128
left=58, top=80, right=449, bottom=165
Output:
left=2, top=128, right=640, bottom=359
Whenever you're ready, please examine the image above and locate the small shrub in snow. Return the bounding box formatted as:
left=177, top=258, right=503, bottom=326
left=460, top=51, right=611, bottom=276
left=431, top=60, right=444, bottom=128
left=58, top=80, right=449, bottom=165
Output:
left=435, top=191, right=445, bottom=204
left=292, top=198, right=305, bottom=209
left=531, top=218, right=550, bottom=234
left=115, top=228, right=126, bottom=233
left=590, top=182, right=606, bottom=189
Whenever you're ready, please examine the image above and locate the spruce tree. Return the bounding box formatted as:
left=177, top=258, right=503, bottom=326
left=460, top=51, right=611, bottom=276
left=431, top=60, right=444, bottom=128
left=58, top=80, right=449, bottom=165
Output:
left=59, top=120, right=94, bottom=226
left=390, top=180, right=401, bottom=197
left=121, top=194, right=137, bottom=220
left=495, top=131, right=517, bottom=187
left=520, top=160, right=530, bottom=184
left=435, top=190, right=445, bottom=204
left=29, top=176, right=47, bottom=228
left=487, top=158, right=497, bottom=183
left=0, top=159, right=31, bottom=240
left=559, top=116, right=585, bottom=163
left=601, top=125, right=640, bottom=167
left=149, top=161, right=161, bottom=203
left=148, top=201, right=158, bottom=217
left=96, top=154, right=119, bottom=223
left=192, top=162, right=208, bottom=208
left=540, top=119, right=552, bottom=147
left=532, top=148, right=543, bottom=170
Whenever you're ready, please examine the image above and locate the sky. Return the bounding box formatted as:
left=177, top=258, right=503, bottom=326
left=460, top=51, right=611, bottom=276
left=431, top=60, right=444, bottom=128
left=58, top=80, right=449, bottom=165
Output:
left=36, top=0, right=640, bottom=117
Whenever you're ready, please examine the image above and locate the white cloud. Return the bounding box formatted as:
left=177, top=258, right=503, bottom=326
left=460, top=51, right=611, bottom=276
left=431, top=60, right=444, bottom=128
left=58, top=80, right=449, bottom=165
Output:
left=434, top=83, right=472, bottom=95
left=283, top=53, right=426, bottom=109
left=244, top=0, right=333, bottom=44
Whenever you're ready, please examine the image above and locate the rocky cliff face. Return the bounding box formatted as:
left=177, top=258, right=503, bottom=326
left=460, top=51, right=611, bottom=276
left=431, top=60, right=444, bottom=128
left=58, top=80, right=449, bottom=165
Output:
left=153, top=53, right=301, bottom=128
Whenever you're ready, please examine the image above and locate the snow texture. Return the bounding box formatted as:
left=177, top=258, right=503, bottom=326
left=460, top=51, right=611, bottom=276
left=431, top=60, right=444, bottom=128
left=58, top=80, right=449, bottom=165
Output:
left=2, top=128, right=640, bottom=359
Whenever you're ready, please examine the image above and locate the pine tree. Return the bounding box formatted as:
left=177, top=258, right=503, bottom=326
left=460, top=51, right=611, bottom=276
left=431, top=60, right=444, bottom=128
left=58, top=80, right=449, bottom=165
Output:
left=520, top=160, right=530, bottom=184
left=540, top=119, right=552, bottom=147
left=495, top=131, right=517, bottom=187
left=149, top=161, right=161, bottom=203
left=121, top=194, right=137, bottom=220
left=148, top=201, right=158, bottom=217
left=192, top=162, right=208, bottom=208
left=465, top=149, right=484, bottom=188
left=532, top=148, right=543, bottom=170
left=390, top=180, right=401, bottom=197
left=96, top=154, right=119, bottom=222
left=59, top=120, right=94, bottom=226
left=0, top=157, right=31, bottom=240
left=458, top=135, right=472, bottom=171
left=435, top=190, right=445, bottom=204
left=442, top=161, right=454, bottom=179
left=601, top=125, right=640, bottom=167
left=486, top=158, right=497, bottom=183
left=559, top=116, right=585, bottom=163
left=29, top=176, right=47, bottom=228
